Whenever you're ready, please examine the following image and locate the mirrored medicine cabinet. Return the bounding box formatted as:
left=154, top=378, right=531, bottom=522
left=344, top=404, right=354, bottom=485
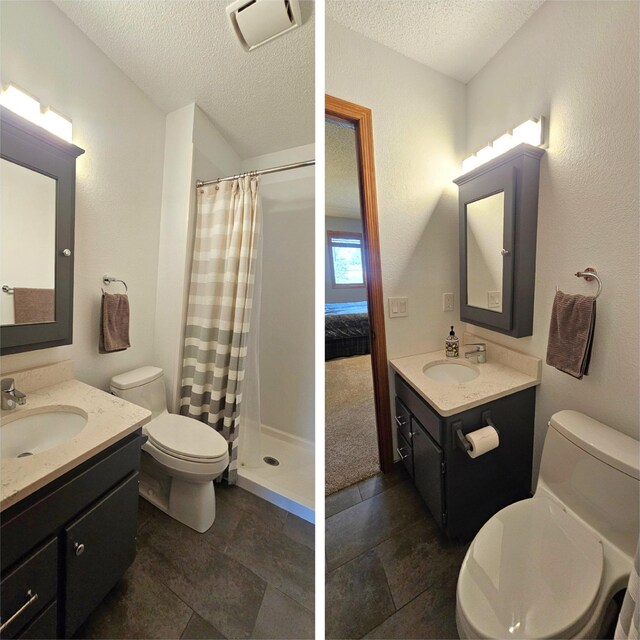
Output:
left=454, top=143, right=545, bottom=338
left=0, top=106, right=84, bottom=355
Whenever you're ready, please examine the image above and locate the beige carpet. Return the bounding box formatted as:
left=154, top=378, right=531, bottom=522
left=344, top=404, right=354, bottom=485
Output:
left=325, top=354, right=380, bottom=495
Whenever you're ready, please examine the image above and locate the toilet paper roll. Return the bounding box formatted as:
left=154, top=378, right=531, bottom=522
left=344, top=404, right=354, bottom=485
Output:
left=465, top=426, right=499, bottom=459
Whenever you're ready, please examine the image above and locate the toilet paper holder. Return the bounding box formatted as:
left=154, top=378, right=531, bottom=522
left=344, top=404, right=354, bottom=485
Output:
left=455, top=411, right=500, bottom=452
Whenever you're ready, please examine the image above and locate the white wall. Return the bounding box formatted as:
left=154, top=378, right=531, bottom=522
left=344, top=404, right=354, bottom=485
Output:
left=154, top=104, right=241, bottom=410
left=241, top=145, right=315, bottom=442
left=326, top=21, right=466, bottom=363
left=465, top=1, right=640, bottom=473
left=0, top=0, right=165, bottom=390
left=324, top=216, right=367, bottom=304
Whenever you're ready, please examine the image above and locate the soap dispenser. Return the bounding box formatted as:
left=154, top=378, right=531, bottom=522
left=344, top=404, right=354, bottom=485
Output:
left=445, top=326, right=459, bottom=358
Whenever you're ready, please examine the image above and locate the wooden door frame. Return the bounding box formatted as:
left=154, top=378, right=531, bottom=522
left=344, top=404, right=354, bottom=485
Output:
left=325, top=95, right=394, bottom=473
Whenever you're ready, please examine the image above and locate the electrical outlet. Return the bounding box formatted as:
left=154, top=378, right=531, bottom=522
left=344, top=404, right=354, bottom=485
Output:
left=487, top=291, right=501, bottom=309
left=443, top=292, right=454, bottom=312
left=388, top=297, right=408, bottom=318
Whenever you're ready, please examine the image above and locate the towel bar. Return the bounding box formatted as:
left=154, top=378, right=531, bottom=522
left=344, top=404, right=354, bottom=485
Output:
left=556, top=267, right=602, bottom=299
left=101, top=275, right=128, bottom=294
left=2, top=285, right=14, bottom=294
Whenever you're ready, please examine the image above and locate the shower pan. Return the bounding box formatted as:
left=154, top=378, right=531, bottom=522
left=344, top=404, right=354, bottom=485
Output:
left=236, top=163, right=315, bottom=523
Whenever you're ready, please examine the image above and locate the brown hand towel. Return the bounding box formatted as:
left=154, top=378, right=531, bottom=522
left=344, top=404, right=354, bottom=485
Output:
left=13, top=288, right=55, bottom=323
left=99, top=293, right=131, bottom=353
left=546, top=290, right=596, bottom=379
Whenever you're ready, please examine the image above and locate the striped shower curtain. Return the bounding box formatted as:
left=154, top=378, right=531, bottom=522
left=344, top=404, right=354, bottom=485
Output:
left=180, top=176, right=261, bottom=483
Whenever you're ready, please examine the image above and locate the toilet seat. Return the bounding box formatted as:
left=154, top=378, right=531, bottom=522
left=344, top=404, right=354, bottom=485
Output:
left=146, top=412, right=228, bottom=463
left=457, top=496, right=604, bottom=639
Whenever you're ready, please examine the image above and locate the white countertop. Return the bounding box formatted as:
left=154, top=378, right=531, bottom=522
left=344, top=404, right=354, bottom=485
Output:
left=0, top=379, right=151, bottom=511
left=390, top=336, right=542, bottom=417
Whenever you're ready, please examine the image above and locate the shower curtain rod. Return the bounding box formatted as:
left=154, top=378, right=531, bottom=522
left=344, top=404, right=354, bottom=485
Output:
left=195, top=159, right=315, bottom=188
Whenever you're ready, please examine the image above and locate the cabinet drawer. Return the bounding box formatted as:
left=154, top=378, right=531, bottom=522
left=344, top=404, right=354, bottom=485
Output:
left=0, top=539, right=57, bottom=639
left=394, top=397, right=412, bottom=443
left=16, top=601, right=56, bottom=640
left=63, top=472, right=139, bottom=638
left=395, top=374, right=443, bottom=445
left=396, top=430, right=413, bottom=479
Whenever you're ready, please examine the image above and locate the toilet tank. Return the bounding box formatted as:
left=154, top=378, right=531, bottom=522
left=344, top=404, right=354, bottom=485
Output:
left=110, top=366, right=167, bottom=419
left=539, top=410, right=639, bottom=558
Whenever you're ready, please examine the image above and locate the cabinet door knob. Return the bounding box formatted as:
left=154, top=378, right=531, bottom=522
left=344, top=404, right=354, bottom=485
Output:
left=62, top=249, right=72, bottom=257
left=501, top=249, right=510, bottom=256
left=74, top=542, right=85, bottom=556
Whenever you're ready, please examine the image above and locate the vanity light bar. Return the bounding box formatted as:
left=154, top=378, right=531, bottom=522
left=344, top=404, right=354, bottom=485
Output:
left=0, top=83, right=73, bottom=143
left=461, top=117, right=544, bottom=174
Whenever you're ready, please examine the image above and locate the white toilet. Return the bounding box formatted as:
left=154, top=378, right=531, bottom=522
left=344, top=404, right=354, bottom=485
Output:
left=110, top=366, right=229, bottom=533
left=456, top=410, right=639, bottom=639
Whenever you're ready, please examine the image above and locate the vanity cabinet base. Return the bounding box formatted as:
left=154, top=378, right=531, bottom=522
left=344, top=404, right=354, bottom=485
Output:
left=395, top=374, right=535, bottom=541
left=0, top=432, right=141, bottom=639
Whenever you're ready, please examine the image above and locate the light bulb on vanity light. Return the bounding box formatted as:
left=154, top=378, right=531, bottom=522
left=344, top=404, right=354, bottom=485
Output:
left=492, top=132, right=517, bottom=154
left=0, top=82, right=73, bottom=143
left=0, top=83, right=41, bottom=126
left=41, top=106, right=73, bottom=142
left=462, top=155, right=481, bottom=173
left=459, top=116, right=545, bottom=175
left=512, top=118, right=543, bottom=146
left=476, top=145, right=496, bottom=163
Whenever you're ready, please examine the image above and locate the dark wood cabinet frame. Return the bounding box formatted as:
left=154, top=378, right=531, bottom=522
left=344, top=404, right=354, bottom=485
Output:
left=0, top=107, right=84, bottom=355
left=326, top=95, right=394, bottom=473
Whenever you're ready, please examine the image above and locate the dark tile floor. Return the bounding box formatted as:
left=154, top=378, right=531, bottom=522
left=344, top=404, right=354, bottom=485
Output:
left=325, top=466, right=468, bottom=639
left=74, top=485, right=315, bottom=639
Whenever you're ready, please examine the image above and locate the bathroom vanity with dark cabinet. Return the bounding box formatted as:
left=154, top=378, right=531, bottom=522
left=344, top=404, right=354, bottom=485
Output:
left=395, top=373, right=535, bottom=541
left=0, top=432, right=142, bottom=639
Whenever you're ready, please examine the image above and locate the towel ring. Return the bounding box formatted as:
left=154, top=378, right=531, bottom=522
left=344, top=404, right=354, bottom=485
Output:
left=101, top=275, right=128, bottom=294
left=556, top=267, right=602, bottom=299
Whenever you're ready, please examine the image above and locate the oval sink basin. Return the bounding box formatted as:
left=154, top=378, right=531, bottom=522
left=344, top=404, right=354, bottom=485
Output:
left=423, top=361, right=480, bottom=384
left=1, top=407, right=88, bottom=459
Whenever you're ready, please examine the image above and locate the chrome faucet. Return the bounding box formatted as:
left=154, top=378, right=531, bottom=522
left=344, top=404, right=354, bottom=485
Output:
left=464, top=343, right=487, bottom=364
left=1, top=378, right=26, bottom=410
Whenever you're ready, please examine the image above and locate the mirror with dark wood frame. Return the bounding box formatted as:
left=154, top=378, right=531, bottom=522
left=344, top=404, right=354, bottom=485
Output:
left=454, top=144, right=544, bottom=338
left=0, top=106, right=84, bottom=354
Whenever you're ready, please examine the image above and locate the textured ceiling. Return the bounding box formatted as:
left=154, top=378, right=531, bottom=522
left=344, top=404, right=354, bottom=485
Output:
left=54, top=0, right=314, bottom=158
left=326, top=119, right=361, bottom=218
left=326, top=0, right=545, bottom=83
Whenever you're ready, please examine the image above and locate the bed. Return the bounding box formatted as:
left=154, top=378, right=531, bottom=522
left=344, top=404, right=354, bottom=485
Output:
left=325, top=301, right=370, bottom=360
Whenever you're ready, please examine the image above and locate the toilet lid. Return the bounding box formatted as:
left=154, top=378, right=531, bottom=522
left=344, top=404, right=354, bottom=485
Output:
left=457, top=496, right=603, bottom=639
left=146, top=413, right=228, bottom=461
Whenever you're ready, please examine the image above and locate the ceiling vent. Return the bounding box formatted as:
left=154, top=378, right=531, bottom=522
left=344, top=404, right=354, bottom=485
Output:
left=227, top=0, right=302, bottom=51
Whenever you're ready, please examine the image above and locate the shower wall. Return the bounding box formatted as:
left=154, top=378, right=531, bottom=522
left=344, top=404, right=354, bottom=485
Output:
left=241, top=145, right=315, bottom=443
left=155, top=104, right=241, bottom=410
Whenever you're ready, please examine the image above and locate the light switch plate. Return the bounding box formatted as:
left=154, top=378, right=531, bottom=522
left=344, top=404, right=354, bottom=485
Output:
left=388, top=297, right=408, bottom=318
left=443, top=292, right=455, bottom=312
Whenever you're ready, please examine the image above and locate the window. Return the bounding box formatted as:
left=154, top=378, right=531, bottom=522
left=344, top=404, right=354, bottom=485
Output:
left=328, top=230, right=366, bottom=288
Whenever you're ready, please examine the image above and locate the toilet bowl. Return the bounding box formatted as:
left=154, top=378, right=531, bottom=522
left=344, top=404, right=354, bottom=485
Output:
left=110, top=366, right=229, bottom=533
left=456, top=410, right=640, bottom=639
